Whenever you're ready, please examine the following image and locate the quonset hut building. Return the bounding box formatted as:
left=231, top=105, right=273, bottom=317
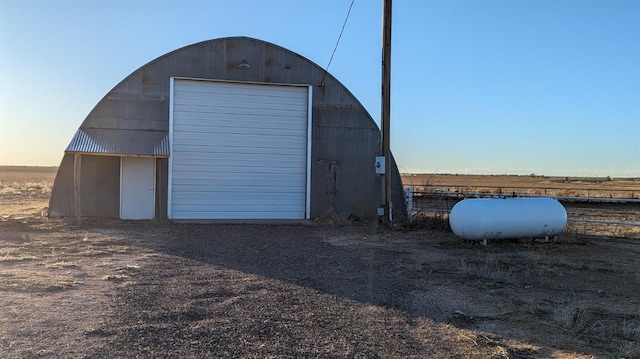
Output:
left=48, top=37, right=404, bottom=221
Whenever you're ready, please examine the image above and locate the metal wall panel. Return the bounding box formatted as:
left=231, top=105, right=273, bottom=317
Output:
left=169, top=79, right=310, bottom=220
left=75, top=155, right=120, bottom=217
left=48, top=153, right=74, bottom=217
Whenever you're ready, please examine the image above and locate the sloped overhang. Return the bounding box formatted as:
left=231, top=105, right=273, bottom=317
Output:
left=65, top=128, right=169, bottom=157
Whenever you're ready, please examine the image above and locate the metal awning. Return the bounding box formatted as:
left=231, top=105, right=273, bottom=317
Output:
left=65, top=128, right=169, bottom=157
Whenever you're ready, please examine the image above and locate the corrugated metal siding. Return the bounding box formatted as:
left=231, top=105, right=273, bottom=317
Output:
left=169, top=79, right=309, bottom=220
left=65, top=128, right=169, bottom=156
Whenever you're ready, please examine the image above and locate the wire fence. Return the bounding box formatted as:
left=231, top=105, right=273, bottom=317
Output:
left=410, top=184, right=639, bottom=201
left=404, top=188, right=640, bottom=240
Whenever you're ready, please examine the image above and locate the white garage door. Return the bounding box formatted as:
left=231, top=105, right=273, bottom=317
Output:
left=168, top=78, right=311, bottom=220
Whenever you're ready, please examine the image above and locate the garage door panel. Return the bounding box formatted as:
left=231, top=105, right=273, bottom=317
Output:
left=174, top=126, right=306, bottom=140
left=174, top=126, right=306, bottom=142
left=173, top=105, right=306, bottom=115
left=174, top=121, right=307, bottom=137
left=171, top=196, right=304, bottom=207
left=174, top=89, right=306, bottom=100
left=175, top=90, right=306, bottom=108
left=174, top=120, right=307, bottom=132
left=169, top=78, right=310, bottom=220
left=175, top=81, right=307, bottom=98
left=173, top=113, right=306, bottom=130
left=173, top=136, right=306, bottom=147
left=174, top=88, right=307, bottom=99
left=173, top=190, right=304, bottom=200
left=172, top=142, right=307, bottom=154
left=172, top=197, right=304, bottom=207
left=176, top=154, right=305, bottom=167
left=172, top=201, right=304, bottom=210
left=172, top=169, right=306, bottom=180
left=174, top=97, right=307, bottom=111
left=174, top=174, right=300, bottom=187
left=173, top=134, right=305, bottom=147
left=171, top=211, right=304, bottom=220
left=171, top=185, right=302, bottom=195
left=172, top=160, right=306, bottom=170
left=172, top=149, right=307, bottom=161
left=175, top=87, right=308, bottom=100
left=172, top=167, right=305, bottom=178
left=174, top=106, right=306, bottom=119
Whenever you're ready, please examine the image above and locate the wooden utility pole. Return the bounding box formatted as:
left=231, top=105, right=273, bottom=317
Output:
left=381, top=0, right=392, bottom=225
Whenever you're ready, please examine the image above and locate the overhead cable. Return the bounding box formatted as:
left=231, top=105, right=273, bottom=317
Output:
left=320, top=0, right=356, bottom=90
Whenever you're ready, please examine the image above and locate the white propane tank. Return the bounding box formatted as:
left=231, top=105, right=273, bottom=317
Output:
left=449, top=197, right=567, bottom=241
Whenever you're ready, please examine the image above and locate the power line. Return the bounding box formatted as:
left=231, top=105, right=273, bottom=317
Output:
left=320, top=0, right=356, bottom=89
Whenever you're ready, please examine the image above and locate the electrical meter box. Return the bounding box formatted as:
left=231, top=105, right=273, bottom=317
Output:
left=375, top=156, right=385, bottom=175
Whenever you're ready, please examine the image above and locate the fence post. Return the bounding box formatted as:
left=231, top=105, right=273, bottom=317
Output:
left=405, top=188, right=413, bottom=223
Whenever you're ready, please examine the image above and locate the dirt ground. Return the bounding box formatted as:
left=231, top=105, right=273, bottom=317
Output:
left=1, top=167, right=639, bottom=358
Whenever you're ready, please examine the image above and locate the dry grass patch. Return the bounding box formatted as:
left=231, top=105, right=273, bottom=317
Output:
left=0, top=181, right=50, bottom=197
left=0, top=254, right=40, bottom=262
left=0, top=268, right=80, bottom=292
left=552, top=304, right=597, bottom=335
left=406, top=210, right=451, bottom=231
left=552, top=304, right=640, bottom=358
left=460, top=254, right=514, bottom=284
left=44, top=261, right=79, bottom=269
left=101, top=274, right=129, bottom=283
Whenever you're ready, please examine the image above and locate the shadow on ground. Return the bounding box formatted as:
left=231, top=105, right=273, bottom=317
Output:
left=57, top=218, right=640, bottom=358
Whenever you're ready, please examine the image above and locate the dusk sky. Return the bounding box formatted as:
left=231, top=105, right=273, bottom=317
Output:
left=1, top=0, right=638, bottom=177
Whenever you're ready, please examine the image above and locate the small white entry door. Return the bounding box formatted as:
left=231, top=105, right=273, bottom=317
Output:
left=120, top=157, right=155, bottom=220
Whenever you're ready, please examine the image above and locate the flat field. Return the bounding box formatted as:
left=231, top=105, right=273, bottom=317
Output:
left=402, top=173, right=640, bottom=198
left=1, top=167, right=639, bottom=358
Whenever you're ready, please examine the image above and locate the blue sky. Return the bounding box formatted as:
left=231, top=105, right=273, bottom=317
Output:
left=1, top=0, right=638, bottom=177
